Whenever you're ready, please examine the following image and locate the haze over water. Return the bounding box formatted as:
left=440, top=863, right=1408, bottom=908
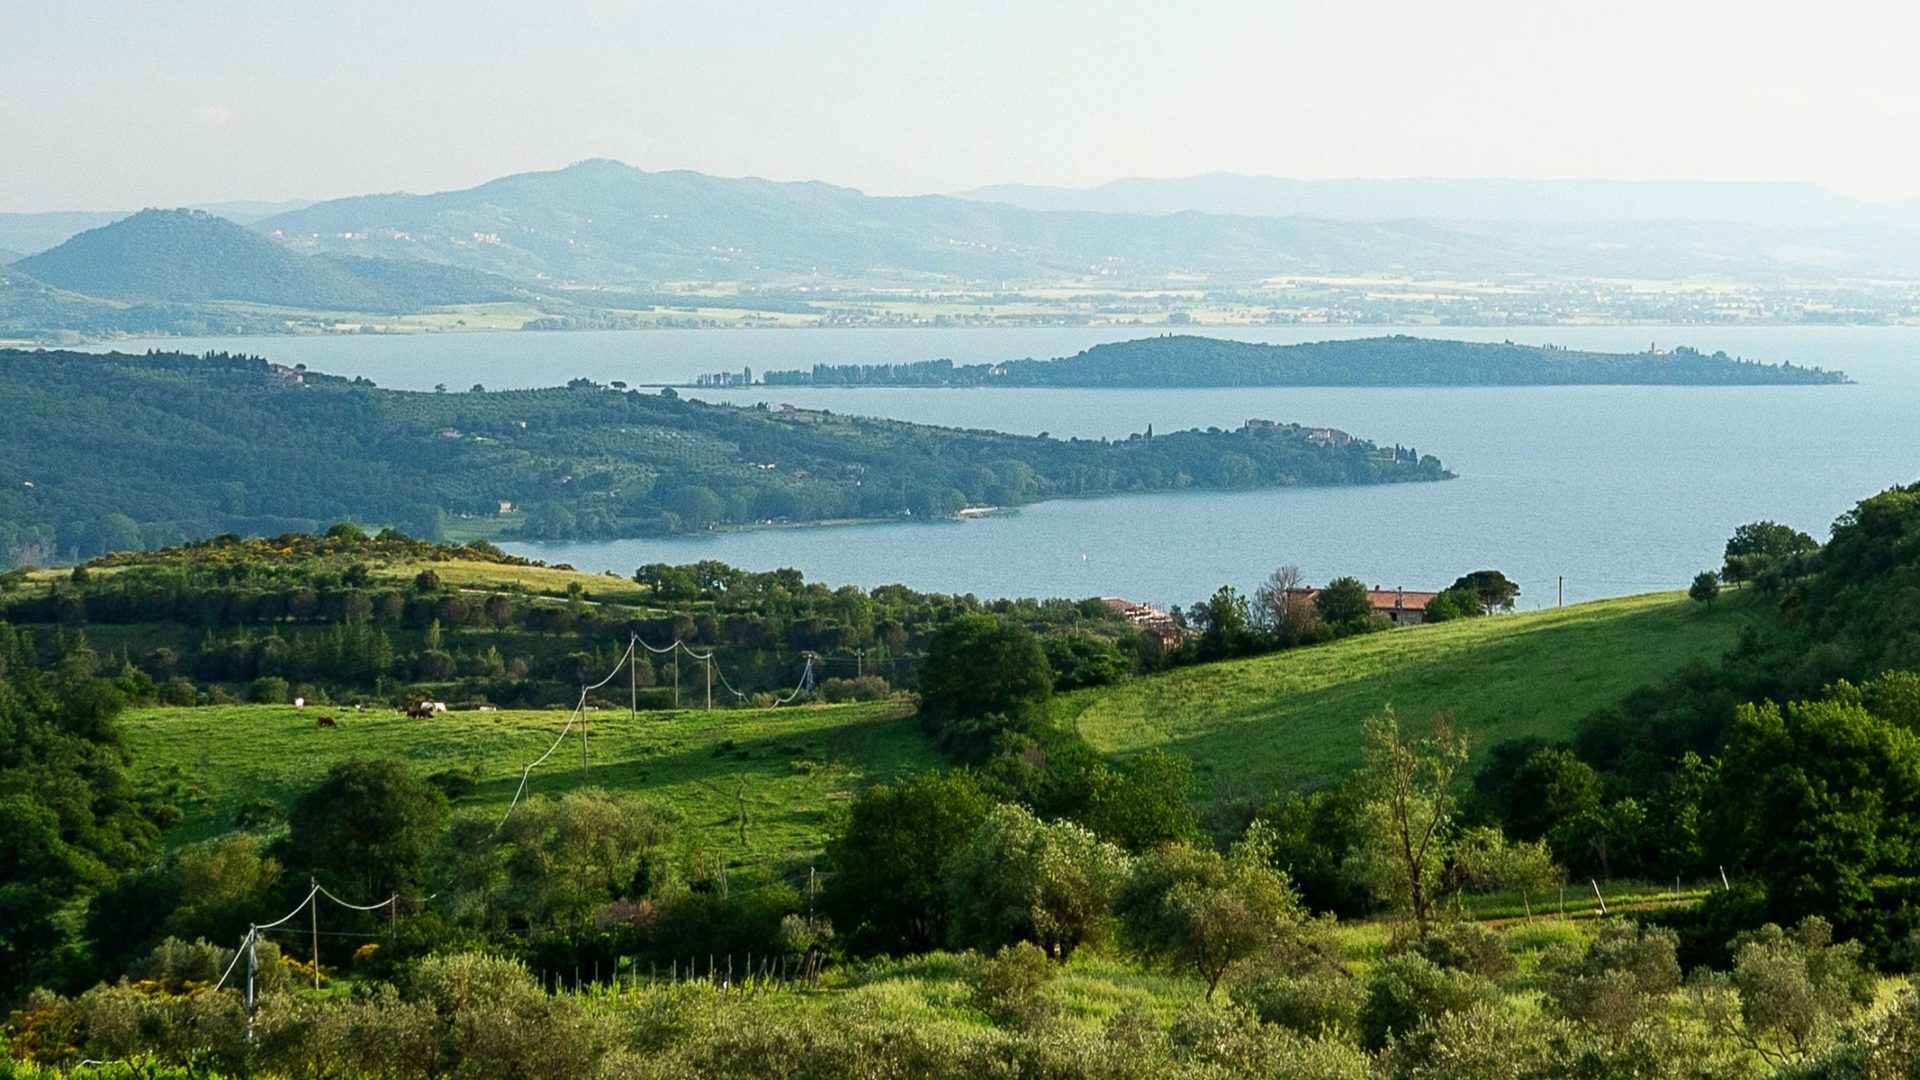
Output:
left=102, top=325, right=1920, bottom=610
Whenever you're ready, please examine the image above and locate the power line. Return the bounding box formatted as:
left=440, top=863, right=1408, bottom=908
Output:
left=495, top=637, right=637, bottom=832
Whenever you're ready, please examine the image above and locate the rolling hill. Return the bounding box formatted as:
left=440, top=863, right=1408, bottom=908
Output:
left=116, top=589, right=1756, bottom=857
left=0, top=201, right=315, bottom=257
left=0, top=264, right=130, bottom=338
left=1062, top=590, right=1761, bottom=797
left=13, top=208, right=527, bottom=312
left=0, top=348, right=1447, bottom=564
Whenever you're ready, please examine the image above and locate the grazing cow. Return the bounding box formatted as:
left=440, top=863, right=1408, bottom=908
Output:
left=316, top=715, right=337, bottom=728
left=404, top=703, right=433, bottom=719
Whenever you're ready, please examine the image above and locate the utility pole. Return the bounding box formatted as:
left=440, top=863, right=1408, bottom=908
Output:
left=309, top=877, right=320, bottom=989
left=630, top=639, right=637, bottom=722
left=705, top=655, right=713, bottom=711
left=1558, top=575, right=1564, bottom=608
left=672, top=638, right=681, bottom=708
left=853, top=649, right=863, bottom=678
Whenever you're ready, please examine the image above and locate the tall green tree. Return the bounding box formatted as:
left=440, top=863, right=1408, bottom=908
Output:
left=825, top=771, right=991, bottom=953
left=1449, top=570, right=1520, bottom=614
left=283, top=757, right=448, bottom=900
left=1690, top=571, right=1721, bottom=606
left=1314, top=576, right=1376, bottom=628
left=1189, top=585, right=1257, bottom=659
left=1722, top=520, right=1818, bottom=588
left=917, top=614, right=1053, bottom=754
left=0, top=630, right=156, bottom=996
left=1707, top=684, right=1920, bottom=939
left=1077, top=749, right=1199, bottom=851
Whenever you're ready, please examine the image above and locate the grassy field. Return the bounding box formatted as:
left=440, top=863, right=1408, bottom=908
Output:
left=118, top=589, right=1758, bottom=862
left=1064, top=590, right=1762, bottom=798
left=23, top=555, right=656, bottom=608
left=123, top=700, right=939, bottom=860
left=373, top=557, right=653, bottom=606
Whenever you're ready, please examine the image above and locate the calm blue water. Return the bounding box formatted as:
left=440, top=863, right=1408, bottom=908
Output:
left=88, top=326, right=1920, bottom=610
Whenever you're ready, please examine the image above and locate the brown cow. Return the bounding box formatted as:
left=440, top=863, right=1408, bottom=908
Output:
left=316, top=715, right=337, bottom=728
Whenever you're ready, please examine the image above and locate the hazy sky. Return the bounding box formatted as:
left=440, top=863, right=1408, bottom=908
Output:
left=5, top=0, right=1919, bottom=210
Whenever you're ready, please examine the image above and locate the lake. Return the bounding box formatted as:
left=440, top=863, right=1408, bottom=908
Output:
left=91, top=325, right=1920, bottom=610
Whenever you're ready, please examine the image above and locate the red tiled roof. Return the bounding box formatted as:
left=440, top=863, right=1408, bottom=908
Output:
left=1285, top=586, right=1440, bottom=612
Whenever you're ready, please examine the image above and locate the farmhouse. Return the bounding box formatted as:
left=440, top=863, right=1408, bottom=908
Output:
left=1101, top=596, right=1186, bottom=651
left=1285, top=585, right=1441, bottom=625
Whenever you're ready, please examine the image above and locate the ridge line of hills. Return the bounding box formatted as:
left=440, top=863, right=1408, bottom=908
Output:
left=952, top=172, right=1920, bottom=227
left=11, top=161, right=1920, bottom=341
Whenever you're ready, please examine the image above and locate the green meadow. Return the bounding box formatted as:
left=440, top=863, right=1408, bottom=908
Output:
left=1064, top=591, right=1761, bottom=796
left=121, top=591, right=1758, bottom=861
left=122, top=700, right=938, bottom=860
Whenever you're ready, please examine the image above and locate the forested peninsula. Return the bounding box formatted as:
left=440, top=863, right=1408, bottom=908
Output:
left=751, top=334, right=1849, bottom=388
left=0, top=349, right=1448, bottom=565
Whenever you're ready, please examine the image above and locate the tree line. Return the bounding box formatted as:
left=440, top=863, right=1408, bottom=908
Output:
left=0, top=528, right=1155, bottom=709
left=759, top=335, right=1848, bottom=388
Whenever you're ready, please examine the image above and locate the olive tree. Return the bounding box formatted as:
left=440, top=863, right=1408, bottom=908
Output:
left=1694, top=917, right=1875, bottom=1069
left=945, top=803, right=1130, bottom=961
left=1343, top=708, right=1470, bottom=932
left=1114, top=825, right=1305, bottom=999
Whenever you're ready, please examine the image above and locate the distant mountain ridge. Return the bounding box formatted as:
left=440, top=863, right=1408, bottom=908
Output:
left=256, top=161, right=1920, bottom=286
left=257, top=158, right=1515, bottom=285
left=14, top=209, right=526, bottom=313
left=954, top=174, right=1920, bottom=228
left=10, top=163, right=1920, bottom=343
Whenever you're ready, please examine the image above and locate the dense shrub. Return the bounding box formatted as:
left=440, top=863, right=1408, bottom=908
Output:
left=1234, top=971, right=1364, bottom=1041
left=1357, top=953, right=1500, bottom=1052
left=966, top=942, right=1056, bottom=1028
left=817, top=674, right=889, bottom=703
left=1539, top=919, right=1682, bottom=1040
left=1414, top=920, right=1515, bottom=980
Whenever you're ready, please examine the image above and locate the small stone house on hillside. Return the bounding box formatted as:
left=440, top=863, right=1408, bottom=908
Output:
left=1101, top=596, right=1186, bottom=651
left=1284, top=585, right=1441, bottom=625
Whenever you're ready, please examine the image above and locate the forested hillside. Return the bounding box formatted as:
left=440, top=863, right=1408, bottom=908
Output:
left=761, top=334, right=1849, bottom=387
left=13, top=209, right=525, bottom=313
left=0, top=349, right=1448, bottom=565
